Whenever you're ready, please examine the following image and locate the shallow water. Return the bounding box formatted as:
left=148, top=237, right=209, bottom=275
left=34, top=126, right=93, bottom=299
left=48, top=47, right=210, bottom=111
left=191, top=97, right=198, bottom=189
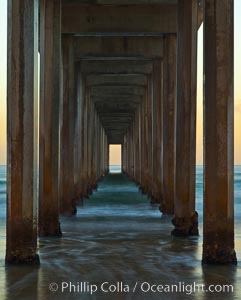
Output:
left=0, top=165, right=241, bottom=299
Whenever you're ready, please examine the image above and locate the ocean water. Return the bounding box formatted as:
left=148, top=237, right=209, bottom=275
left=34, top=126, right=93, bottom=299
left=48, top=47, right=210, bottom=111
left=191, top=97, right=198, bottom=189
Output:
left=109, top=165, right=122, bottom=173
left=0, top=165, right=241, bottom=300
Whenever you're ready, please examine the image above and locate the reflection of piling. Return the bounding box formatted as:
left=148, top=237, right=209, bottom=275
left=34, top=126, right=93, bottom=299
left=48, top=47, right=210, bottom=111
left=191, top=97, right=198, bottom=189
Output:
left=6, top=0, right=236, bottom=265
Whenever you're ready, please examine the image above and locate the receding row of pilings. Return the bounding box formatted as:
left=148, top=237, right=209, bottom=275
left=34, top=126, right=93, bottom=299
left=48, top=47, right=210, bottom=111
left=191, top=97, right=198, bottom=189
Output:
left=122, top=0, right=237, bottom=265
left=122, top=50, right=176, bottom=217
left=122, top=3, right=199, bottom=236
left=6, top=0, right=109, bottom=264
left=6, top=0, right=237, bottom=266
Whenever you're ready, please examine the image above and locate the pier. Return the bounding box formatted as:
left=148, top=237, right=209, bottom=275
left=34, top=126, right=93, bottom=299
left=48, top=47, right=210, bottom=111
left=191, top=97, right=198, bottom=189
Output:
left=6, top=0, right=236, bottom=265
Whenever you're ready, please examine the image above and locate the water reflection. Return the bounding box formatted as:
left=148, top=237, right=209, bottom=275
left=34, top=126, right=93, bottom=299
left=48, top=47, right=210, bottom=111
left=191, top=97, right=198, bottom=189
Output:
left=201, top=265, right=238, bottom=300
left=5, top=265, right=39, bottom=300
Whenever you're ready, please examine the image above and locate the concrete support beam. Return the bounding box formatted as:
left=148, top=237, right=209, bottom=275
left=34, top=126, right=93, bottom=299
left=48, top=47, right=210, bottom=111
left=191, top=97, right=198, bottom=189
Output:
left=90, top=86, right=146, bottom=97
left=198, top=0, right=204, bottom=28
left=62, top=4, right=177, bottom=34
left=86, top=92, right=91, bottom=194
left=73, top=64, right=83, bottom=202
left=92, top=110, right=99, bottom=186
left=80, top=60, right=153, bottom=75
left=100, top=127, right=105, bottom=175
left=122, top=136, right=126, bottom=173
left=126, top=131, right=130, bottom=175
left=129, top=126, right=135, bottom=178
left=152, top=60, right=163, bottom=204
left=161, top=34, right=176, bottom=215
left=60, top=36, right=77, bottom=215
left=104, top=134, right=109, bottom=173
left=87, top=95, right=96, bottom=192
left=202, top=0, right=236, bottom=264
left=133, top=107, right=141, bottom=184
left=140, top=93, right=149, bottom=193
left=73, top=36, right=163, bottom=59
left=81, top=87, right=90, bottom=197
left=172, top=0, right=198, bottom=236
left=93, top=95, right=142, bottom=105
left=146, top=76, right=153, bottom=197
left=96, top=115, right=101, bottom=180
left=137, top=106, right=142, bottom=185
left=6, top=0, right=39, bottom=264
left=39, top=0, right=62, bottom=236
left=100, top=127, right=104, bottom=175
left=86, top=75, right=148, bottom=87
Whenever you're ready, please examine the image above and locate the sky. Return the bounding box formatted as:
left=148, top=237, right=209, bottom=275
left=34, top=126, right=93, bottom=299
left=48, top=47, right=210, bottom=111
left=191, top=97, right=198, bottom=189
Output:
left=0, top=1, right=240, bottom=165
left=109, top=145, right=122, bottom=165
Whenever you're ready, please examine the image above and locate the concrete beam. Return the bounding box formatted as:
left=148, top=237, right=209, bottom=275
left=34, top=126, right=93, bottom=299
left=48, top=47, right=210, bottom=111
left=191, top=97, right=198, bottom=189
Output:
left=98, top=112, right=134, bottom=117
left=80, top=60, right=153, bottom=75
left=103, top=123, right=132, bottom=128
left=132, top=106, right=141, bottom=184
left=86, top=95, right=96, bottom=190
left=39, top=0, right=62, bottom=236
left=63, top=0, right=177, bottom=4
left=162, top=34, right=176, bottom=214
left=198, top=0, right=204, bottom=28
left=151, top=60, right=163, bottom=204
left=62, top=4, right=177, bottom=34
left=97, top=116, right=136, bottom=126
left=145, top=76, right=154, bottom=196
left=73, top=36, right=163, bottom=59
left=202, top=0, right=236, bottom=265
left=73, top=64, right=85, bottom=201
left=60, top=36, right=78, bottom=215
left=172, top=0, right=198, bottom=236
left=80, top=88, right=89, bottom=197
left=108, top=137, right=123, bottom=144
left=92, top=95, right=142, bottom=104
left=90, top=86, right=146, bottom=97
left=86, top=74, right=148, bottom=86
left=139, top=100, right=146, bottom=189
left=88, top=83, right=147, bottom=89
left=6, top=0, right=39, bottom=264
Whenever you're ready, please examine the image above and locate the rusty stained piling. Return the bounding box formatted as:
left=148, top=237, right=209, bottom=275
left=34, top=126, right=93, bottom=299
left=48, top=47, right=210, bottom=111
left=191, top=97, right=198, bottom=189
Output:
left=151, top=60, right=164, bottom=206
left=202, top=0, right=236, bottom=265
left=39, top=0, right=63, bottom=235
left=161, top=34, right=177, bottom=215
left=60, top=35, right=77, bottom=216
left=6, top=0, right=40, bottom=263
left=172, top=0, right=199, bottom=236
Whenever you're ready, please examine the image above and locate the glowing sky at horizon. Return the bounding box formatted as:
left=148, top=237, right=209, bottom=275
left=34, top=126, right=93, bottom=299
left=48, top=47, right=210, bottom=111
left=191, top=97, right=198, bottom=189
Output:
left=109, top=145, right=122, bottom=165
left=0, top=1, right=240, bottom=165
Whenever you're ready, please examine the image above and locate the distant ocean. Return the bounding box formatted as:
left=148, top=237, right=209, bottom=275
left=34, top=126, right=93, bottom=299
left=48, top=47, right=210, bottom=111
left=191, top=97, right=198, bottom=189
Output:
left=0, top=165, right=6, bottom=220
left=109, top=165, right=122, bottom=173
left=0, top=165, right=241, bottom=300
